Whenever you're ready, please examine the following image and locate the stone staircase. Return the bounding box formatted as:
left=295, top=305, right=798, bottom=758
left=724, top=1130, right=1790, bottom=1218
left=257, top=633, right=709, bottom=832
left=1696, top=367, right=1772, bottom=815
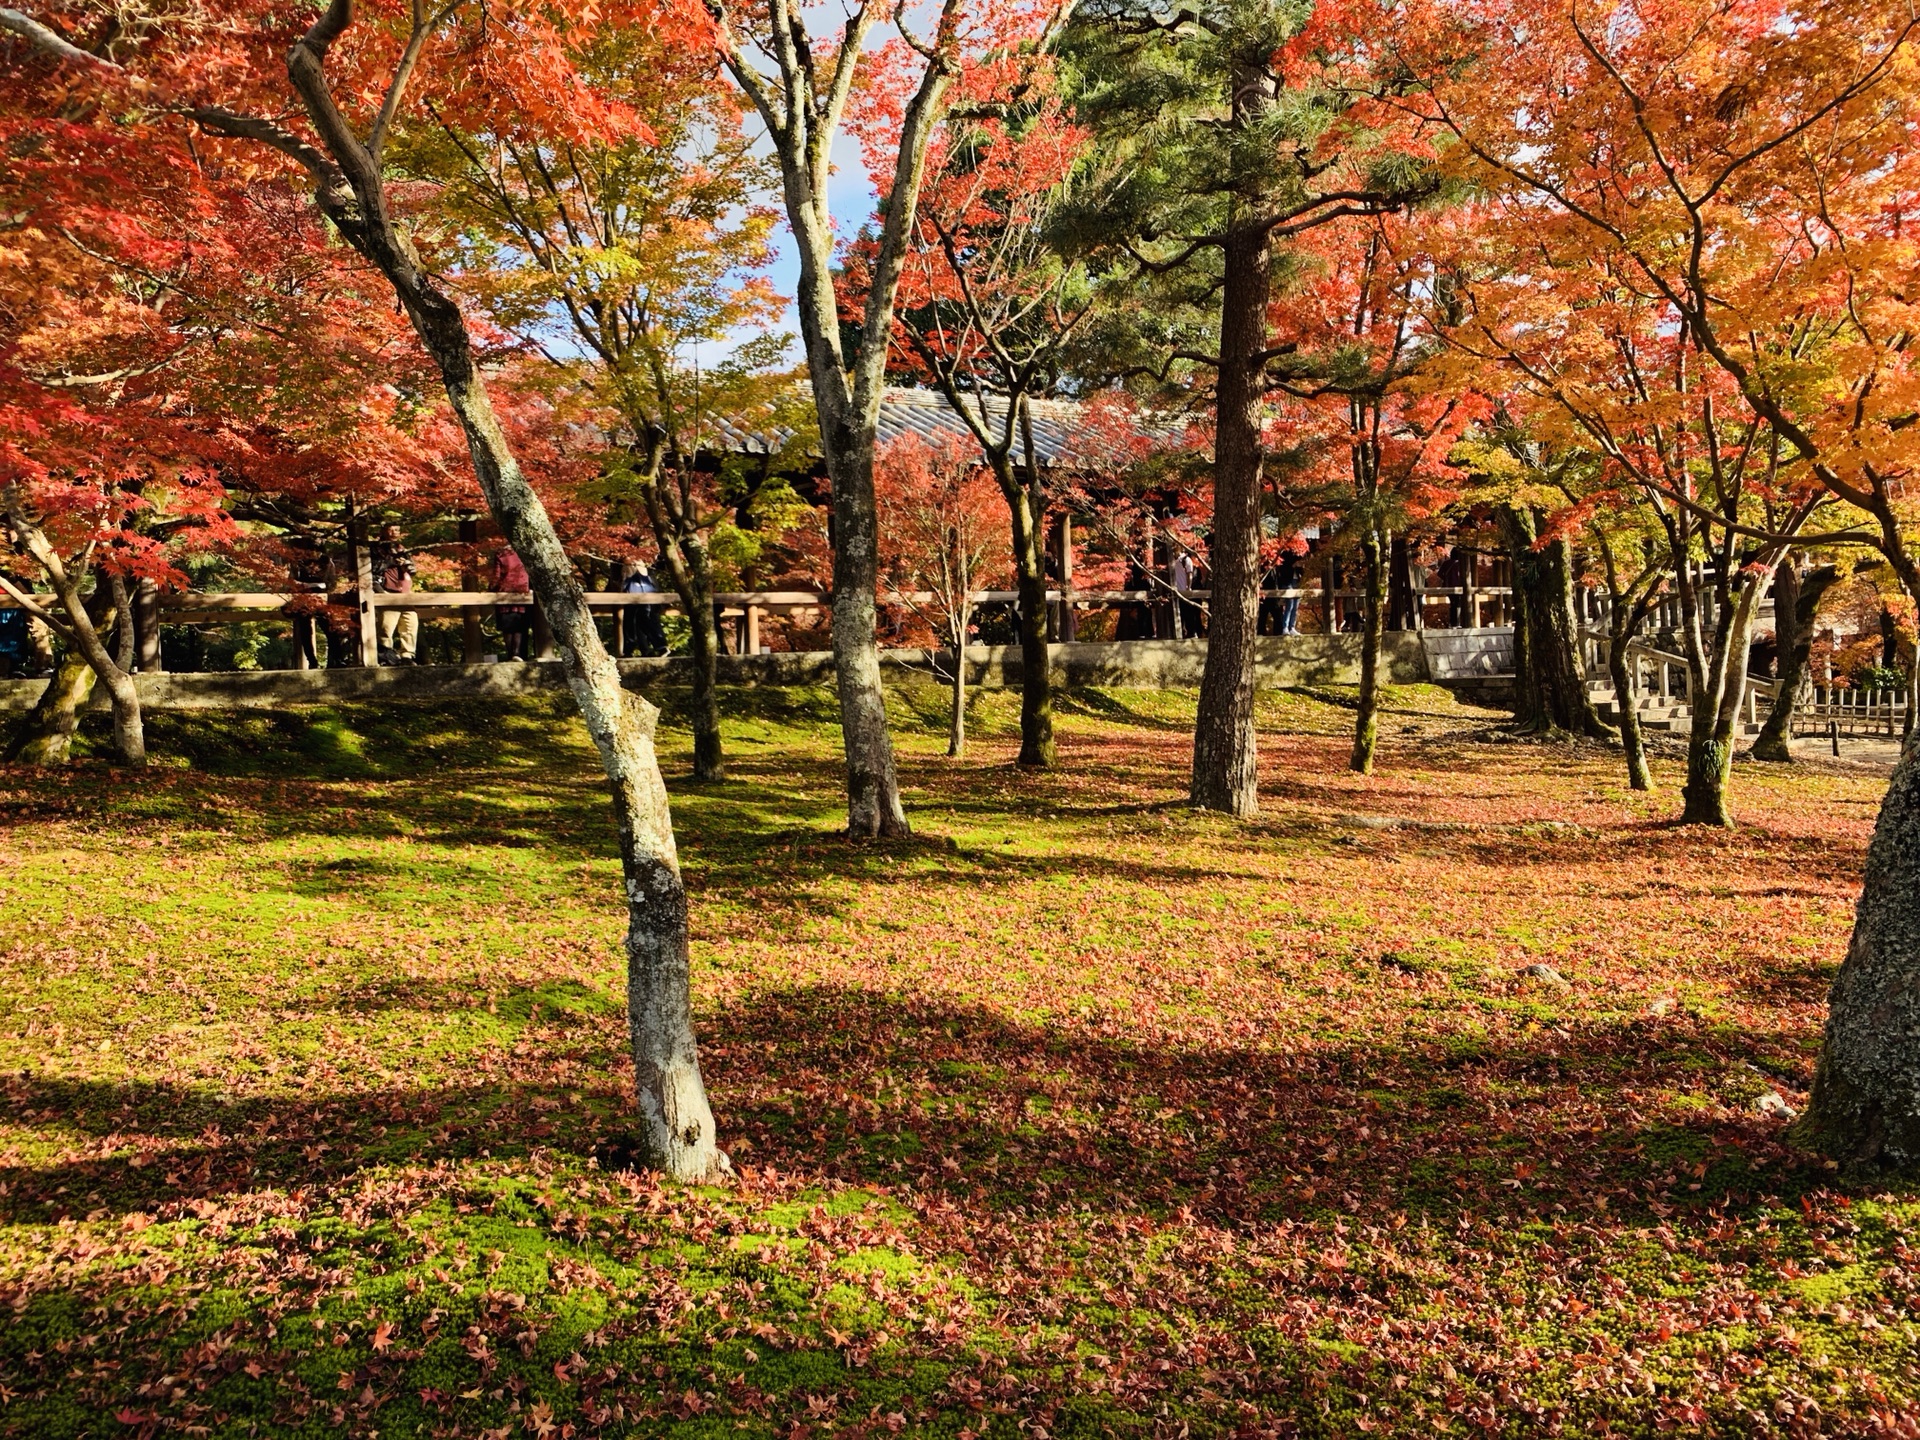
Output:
left=1418, top=626, right=1778, bottom=736
left=1581, top=640, right=1772, bottom=738
left=1583, top=677, right=1766, bottom=737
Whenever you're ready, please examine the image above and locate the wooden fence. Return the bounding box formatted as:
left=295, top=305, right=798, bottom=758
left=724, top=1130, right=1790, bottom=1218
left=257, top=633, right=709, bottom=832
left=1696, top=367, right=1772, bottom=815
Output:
left=6, top=582, right=1517, bottom=672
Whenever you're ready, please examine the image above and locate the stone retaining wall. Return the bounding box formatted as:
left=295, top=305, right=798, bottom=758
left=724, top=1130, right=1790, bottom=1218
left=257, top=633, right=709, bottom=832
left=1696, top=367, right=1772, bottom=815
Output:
left=0, top=633, right=1437, bottom=713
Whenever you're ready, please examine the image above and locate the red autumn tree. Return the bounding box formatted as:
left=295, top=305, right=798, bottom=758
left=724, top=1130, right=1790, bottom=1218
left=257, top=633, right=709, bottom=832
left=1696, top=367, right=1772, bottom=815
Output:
left=874, top=432, right=1011, bottom=756
left=0, top=18, right=462, bottom=762
left=847, top=51, right=1110, bottom=770
left=704, top=0, right=1078, bottom=836
left=1402, top=0, right=1920, bottom=1165
left=1410, top=0, right=1916, bottom=825
left=0, top=0, right=729, bottom=1180
left=1259, top=209, right=1481, bottom=774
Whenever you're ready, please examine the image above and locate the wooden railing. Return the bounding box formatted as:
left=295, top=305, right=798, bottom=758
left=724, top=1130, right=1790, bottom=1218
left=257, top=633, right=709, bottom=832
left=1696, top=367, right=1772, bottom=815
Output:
left=1585, top=634, right=1781, bottom=728
left=1792, top=684, right=1908, bottom=739
left=3, top=581, right=1519, bottom=673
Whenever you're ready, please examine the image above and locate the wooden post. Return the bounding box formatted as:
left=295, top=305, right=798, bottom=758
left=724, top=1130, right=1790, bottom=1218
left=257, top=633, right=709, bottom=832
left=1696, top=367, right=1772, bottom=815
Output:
left=134, top=577, right=162, bottom=672
left=459, top=516, right=483, bottom=664
left=532, top=601, right=555, bottom=661
left=345, top=501, right=380, bottom=667
left=745, top=604, right=762, bottom=655
left=1322, top=555, right=1336, bottom=635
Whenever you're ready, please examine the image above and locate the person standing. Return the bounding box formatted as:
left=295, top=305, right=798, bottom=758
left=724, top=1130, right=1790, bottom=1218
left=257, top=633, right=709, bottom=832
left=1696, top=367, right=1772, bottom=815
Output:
left=621, top=560, right=668, bottom=657
left=493, top=546, right=531, bottom=661
left=1171, top=550, right=1203, bottom=639
left=0, top=599, right=27, bottom=678
left=1437, top=546, right=1469, bottom=628
left=371, top=524, right=419, bottom=664
left=1268, top=551, right=1302, bottom=636
left=1117, top=560, right=1153, bottom=640
left=287, top=536, right=328, bottom=668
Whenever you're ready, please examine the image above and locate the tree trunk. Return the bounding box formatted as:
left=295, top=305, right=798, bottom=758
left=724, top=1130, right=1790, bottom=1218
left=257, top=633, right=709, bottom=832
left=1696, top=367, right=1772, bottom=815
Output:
left=1753, top=564, right=1837, bottom=763
left=947, top=617, right=968, bottom=759
left=5, top=647, right=96, bottom=764
left=1190, top=219, right=1271, bottom=817
left=443, top=378, right=722, bottom=1180
left=1009, top=488, right=1056, bottom=769
left=441, top=377, right=722, bottom=1179
left=1750, top=560, right=1800, bottom=763
left=269, top=16, right=724, bottom=1181
left=1678, top=567, right=1773, bottom=827
left=683, top=580, right=726, bottom=784
left=1387, top=535, right=1414, bottom=631
left=1351, top=525, right=1387, bottom=775
left=824, top=442, right=911, bottom=837
left=1796, top=740, right=1920, bottom=1168
left=655, top=527, right=725, bottom=785
left=1605, top=624, right=1654, bottom=791
left=110, top=573, right=135, bottom=673
left=1501, top=506, right=1611, bottom=739
left=103, top=669, right=144, bottom=767
left=746, top=40, right=917, bottom=840
left=8, top=545, right=146, bottom=766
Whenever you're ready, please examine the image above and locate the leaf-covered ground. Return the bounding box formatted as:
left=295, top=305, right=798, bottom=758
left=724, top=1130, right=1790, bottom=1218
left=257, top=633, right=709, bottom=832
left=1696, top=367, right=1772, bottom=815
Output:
left=1, top=682, right=1914, bottom=1438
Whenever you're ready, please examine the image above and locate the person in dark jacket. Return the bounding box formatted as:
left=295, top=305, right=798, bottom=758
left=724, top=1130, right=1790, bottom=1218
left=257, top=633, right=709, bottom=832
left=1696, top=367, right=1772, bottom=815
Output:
left=621, top=561, right=668, bottom=657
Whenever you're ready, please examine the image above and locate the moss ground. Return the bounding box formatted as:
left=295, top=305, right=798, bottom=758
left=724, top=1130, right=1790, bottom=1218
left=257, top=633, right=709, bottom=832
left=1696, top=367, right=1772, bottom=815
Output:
left=0, top=682, right=1913, bottom=1437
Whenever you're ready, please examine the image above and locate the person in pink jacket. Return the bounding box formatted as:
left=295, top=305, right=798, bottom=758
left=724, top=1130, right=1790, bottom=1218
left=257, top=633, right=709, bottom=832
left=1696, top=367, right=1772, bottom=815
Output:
left=493, top=547, right=532, bottom=661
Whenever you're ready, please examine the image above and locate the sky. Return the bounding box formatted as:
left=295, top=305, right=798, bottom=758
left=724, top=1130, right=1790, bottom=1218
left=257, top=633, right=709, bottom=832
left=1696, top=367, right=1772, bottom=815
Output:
left=691, top=126, right=877, bottom=369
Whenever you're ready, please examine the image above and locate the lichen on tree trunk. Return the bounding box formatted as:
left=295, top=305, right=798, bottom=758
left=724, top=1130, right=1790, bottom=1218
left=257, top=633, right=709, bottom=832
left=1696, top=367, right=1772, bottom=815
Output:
left=5, top=649, right=96, bottom=765
left=1796, top=742, right=1920, bottom=1169
left=824, top=437, right=911, bottom=838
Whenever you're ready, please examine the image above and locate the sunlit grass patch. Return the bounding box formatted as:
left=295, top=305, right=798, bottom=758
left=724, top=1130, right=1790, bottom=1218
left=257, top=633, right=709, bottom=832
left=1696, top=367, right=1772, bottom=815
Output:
left=0, top=685, right=1912, bottom=1435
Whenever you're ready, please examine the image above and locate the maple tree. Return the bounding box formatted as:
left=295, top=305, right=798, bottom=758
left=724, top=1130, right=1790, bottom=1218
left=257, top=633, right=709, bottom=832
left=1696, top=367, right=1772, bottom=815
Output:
left=1445, top=231, right=1844, bottom=826
left=874, top=432, right=1011, bottom=755
left=0, top=0, right=733, bottom=1180
left=399, top=22, right=792, bottom=783
left=1409, top=0, right=1920, bottom=1166
left=1414, top=0, right=1915, bottom=827
left=855, top=61, right=1121, bottom=770
left=0, top=12, right=469, bottom=764
left=704, top=0, right=1079, bottom=836
left=1253, top=209, right=1477, bottom=775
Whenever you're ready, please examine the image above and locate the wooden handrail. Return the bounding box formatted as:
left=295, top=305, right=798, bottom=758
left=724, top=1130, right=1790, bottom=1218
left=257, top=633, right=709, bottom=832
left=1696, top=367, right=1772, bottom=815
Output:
left=147, top=584, right=1519, bottom=620
left=6, top=582, right=1524, bottom=616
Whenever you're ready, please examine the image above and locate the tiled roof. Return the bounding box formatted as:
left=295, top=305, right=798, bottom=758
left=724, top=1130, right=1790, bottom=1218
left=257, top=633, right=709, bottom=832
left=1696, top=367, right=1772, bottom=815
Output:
left=711, top=387, right=1146, bottom=469
left=873, top=390, right=1090, bottom=466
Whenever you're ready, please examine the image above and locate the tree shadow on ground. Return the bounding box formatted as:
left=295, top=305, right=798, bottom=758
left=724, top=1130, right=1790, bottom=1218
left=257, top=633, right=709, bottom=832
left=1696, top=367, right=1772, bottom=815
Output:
left=1, top=982, right=1828, bottom=1233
